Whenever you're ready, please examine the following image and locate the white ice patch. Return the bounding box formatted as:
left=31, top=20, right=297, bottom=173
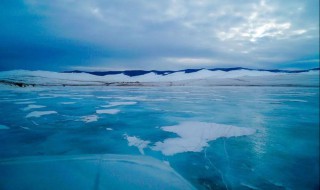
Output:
left=101, top=101, right=137, bottom=108
left=96, top=109, right=120, bottom=115
left=26, top=111, right=57, bottom=118
left=71, top=98, right=83, bottom=100
left=117, top=96, right=147, bottom=101
left=282, top=99, right=308, bottom=103
left=22, top=105, right=46, bottom=111
left=81, top=115, right=99, bottom=123
left=124, top=134, right=150, bottom=155
left=152, top=121, right=256, bottom=155
left=60, top=102, right=76, bottom=105
left=0, top=124, right=9, bottom=129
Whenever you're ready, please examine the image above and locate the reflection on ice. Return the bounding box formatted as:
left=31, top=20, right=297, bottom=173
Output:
left=153, top=122, right=256, bottom=155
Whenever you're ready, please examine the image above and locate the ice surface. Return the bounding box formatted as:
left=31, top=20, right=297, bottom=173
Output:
left=14, top=101, right=36, bottom=105
left=124, top=134, right=150, bottom=155
left=0, top=154, right=195, bottom=190
left=96, top=109, right=120, bottom=114
left=0, top=86, right=318, bottom=189
left=153, top=121, right=256, bottom=155
left=25, top=111, right=57, bottom=118
left=22, top=104, right=46, bottom=111
left=0, top=124, right=9, bottom=129
left=81, top=115, right=99, bottom=123
left=101, top=101, right=137, bottom=108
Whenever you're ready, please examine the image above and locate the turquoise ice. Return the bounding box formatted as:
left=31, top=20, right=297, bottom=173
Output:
left=0, top=86, right=319, bottom=189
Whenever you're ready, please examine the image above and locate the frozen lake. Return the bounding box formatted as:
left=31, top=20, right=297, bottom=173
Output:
left=0, top=86, right=319, bottom=189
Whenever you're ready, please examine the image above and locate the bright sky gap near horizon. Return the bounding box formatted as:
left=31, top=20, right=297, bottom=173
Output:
left=0, top=0, right=319, bottom=71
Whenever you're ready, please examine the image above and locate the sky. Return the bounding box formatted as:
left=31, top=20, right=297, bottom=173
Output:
left=0, top=0, right=319, bottom=71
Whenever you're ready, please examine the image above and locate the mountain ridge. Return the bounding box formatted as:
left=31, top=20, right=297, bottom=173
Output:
left=63, top=67, right=320, bottom=77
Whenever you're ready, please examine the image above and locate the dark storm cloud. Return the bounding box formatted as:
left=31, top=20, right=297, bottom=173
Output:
left=0, top=0, right=319, bottom=71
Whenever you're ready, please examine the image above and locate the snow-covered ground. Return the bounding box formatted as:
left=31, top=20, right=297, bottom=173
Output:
left=0, top=69, right=318, bottom=86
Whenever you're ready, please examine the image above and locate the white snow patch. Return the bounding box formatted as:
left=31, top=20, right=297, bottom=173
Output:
left=116, top=96, right=147, bottom=101
left=71, top=98, right=83, bottom=100
left=152, top=121, right=256, bottom=155
left=81, top=115, right=99, bottom=123
left=60, top=102, right=76, bottom=105
left=0, top=124, right=9, bottom=129
left=26, top=111, right=57, bottom=118
left=124, top=134, right=150, bottom=155
left=96, top=109, right=120, bottom=115
left=282, top=99, right=308, bottom=103
left=22, top=104, right=46, bottom=111
left=101, top=101, right=137, bottom=108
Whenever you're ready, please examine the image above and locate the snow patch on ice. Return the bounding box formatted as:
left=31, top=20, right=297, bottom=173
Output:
left=81, top=115, right=99, bottom=123
left=71, top=98, right=83, bottom=100
left=117, top=96, right=147, bottom=101
left=282, top=99, right=308, bottom=103
left=96, top=109, right=120, bottom=114
left=60, top=102, right=76, bottom=105
left=152, top=121, right=256, bottom=155
left=124, top=134, right=150, bottom=155
left=26, top=111, right=57, bottom=118
left=22, top=104, right=46, bottom=111
left=101, top=101, right=137, bottom=108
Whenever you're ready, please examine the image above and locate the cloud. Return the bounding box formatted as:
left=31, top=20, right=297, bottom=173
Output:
left=0, top=0, right=318, bottom=71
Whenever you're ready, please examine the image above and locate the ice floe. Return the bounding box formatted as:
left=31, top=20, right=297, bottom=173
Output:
left=0, top=124, right=9, bottom=129
left=26, top=111, right=57, bottom=118
left=124, top=134, right=150, bottom=155
left=22, top=104, right=46, bottom=111
left=81, top=115, right=99, bottom=123
left=96, top=109, right=120, bottom=114
left=153, top=121, right=256, bottom=155
left=101, top=101, right=137, bottom=108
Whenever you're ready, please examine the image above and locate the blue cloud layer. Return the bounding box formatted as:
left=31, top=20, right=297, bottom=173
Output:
left=0, top=0, right=319, bottom=71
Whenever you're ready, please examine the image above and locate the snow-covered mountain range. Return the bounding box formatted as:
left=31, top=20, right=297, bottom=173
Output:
left=0, top=68, right=318, bottom=87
